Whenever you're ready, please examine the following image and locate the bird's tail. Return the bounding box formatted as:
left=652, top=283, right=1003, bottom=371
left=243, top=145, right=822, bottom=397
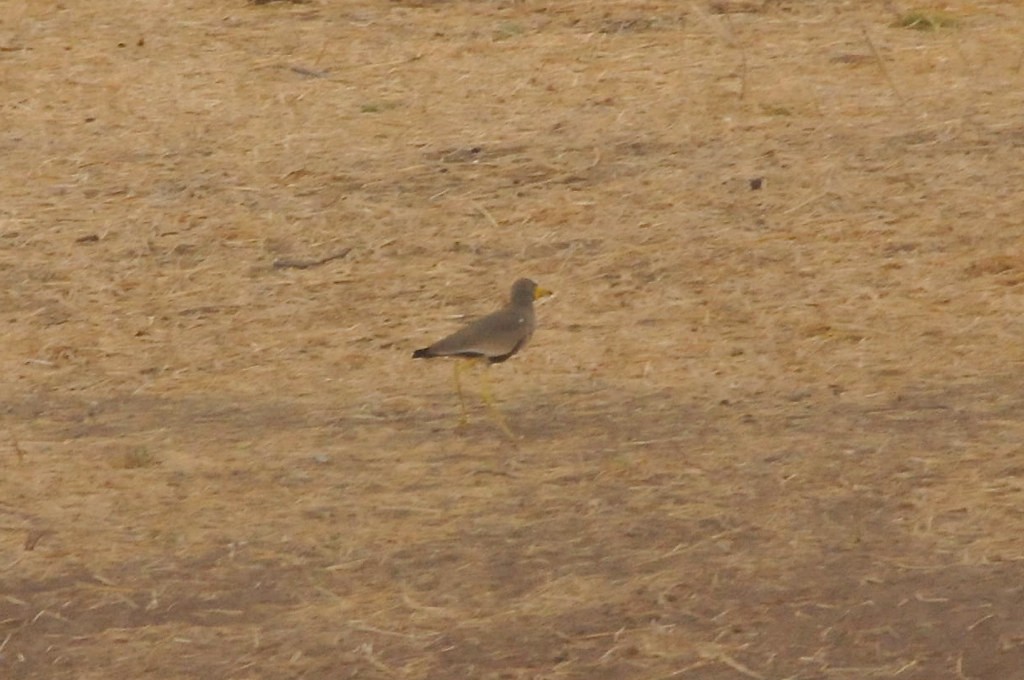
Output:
left=412, top=348, right=433, bottom=359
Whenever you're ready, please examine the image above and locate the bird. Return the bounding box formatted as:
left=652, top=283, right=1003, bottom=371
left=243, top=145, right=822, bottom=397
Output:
left=413, top=278, right=553, bottom=437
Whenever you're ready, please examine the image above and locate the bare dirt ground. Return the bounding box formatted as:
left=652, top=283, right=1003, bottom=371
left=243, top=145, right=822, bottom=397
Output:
left=3, top=1, right=1024, bottom=678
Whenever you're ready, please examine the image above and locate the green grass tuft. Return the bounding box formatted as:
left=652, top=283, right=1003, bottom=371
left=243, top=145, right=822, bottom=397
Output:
left=894, top=10, right=958, bottom=31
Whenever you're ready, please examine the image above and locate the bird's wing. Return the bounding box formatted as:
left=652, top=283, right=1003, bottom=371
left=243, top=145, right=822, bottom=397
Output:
left=427, top=307, right=532, bottom=358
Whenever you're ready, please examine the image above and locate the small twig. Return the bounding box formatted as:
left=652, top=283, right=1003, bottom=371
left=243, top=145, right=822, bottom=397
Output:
left=24, top=529, right=50, bottom=551
left=471, top=467, right=518, bottom=478
left=861, top=24, right=906, bottom=105
left=956, top=653, right=974, bottom=680
left=289, top=65, right=329, bottom=79
left=782, top=190, right=829, bottom=215
left=348, top=621, right=439, bottom=640
left=272, top=247, right=352, bottom=270
left=665, top=660, right=711, bottom=677
left=966, top=613, right=994, bottom=631
left=472, top=202, right=501, bottom=230
left=895, top=659, right=919, bottom=675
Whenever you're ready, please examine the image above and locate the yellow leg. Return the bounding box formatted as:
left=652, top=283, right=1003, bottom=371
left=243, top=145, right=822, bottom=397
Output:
left=453, top=360, right=469, bottom=426
left=478, top=364, right=516, bottom=440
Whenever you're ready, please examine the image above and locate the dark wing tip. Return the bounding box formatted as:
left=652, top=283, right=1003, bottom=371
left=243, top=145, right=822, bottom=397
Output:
left=412, top=348, right=433, bottom=359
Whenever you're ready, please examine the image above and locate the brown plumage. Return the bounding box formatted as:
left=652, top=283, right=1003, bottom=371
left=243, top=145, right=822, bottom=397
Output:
left=413, top=278, right=552, bottom=363
left=413, top=278, right=553, bottom=439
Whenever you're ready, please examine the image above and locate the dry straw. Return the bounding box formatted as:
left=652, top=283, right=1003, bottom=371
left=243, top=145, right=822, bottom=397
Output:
left=2, top=0, right=1023, bottom=677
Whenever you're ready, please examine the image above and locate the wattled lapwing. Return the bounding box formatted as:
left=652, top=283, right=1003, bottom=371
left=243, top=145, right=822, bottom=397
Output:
left=413, top=278, right=553, bottom=437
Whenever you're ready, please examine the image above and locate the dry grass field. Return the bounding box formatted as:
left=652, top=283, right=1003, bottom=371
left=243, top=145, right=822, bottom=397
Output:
left=3, top=0, right=1024, bottom=678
